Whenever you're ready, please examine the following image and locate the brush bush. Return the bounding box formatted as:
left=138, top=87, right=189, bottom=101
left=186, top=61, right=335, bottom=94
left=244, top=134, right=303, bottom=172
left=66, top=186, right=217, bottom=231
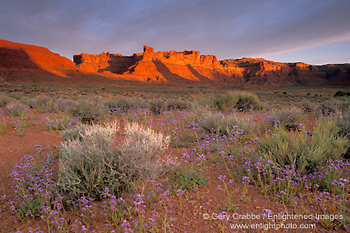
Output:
left=25, top=95, right=50, bottom=107
left=57, top=124, right=126, bottom=200
left=198, top=111, right=252, bottom=136
left=334, top=91, right=350, bottom=97
left=123, top=122, right=170, bottom=155
left=58, top=122, right=170, bottom=200
left=122, top=122, right=170, bottom=179
left=318, top=98, right=350, bottom=115
left=5, top=101, right=29, bottom=116
left=104, top=97, right=144, bottom=112
left=56, top=98, right=75, bottom=112
left=66, top=99, right=109, bottom=123
left=21, top=95, right=60, bottom=113
left=299, top=100, right=317, bottom=113
left=58, top=123, right=126, bottom=200
left=166, top=99, right=190, bottom=111
left=0, top=94, right=10, bottom=107
left=267, top=109, right=302, bottom=131
left=45, top=116, right=79, bottom=131
left=318, top=103, right=336, bottom=115
left=149, top=99, right=165, bottom=115
left=337, top=111, right=350, bottom=138
left=211, top=91, right=261, bottom=111
left=256, top=120, right=348, bottom=175
left=60, top=122, right=117, bottom=141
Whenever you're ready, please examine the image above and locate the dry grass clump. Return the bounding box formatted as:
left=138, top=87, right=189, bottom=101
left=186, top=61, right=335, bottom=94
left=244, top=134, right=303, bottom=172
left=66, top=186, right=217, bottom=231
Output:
left=267, top=108, right=303, bottom=131
left=256, top=119, right=348, bottom=175
left=66, top=99, right=109, bottom=123
left=28, top=95, right=60, bottom=113
left=198, top=111, right=252, bottom=136
left=166, top=99, right=191, bottom=111
left=336, top=110, right=350, bottom=138
left=211, top=91, right=262, bottom=111
left=5, top=101, right=29, bottom=116
left=104, top=97, right=147, bottom=111
left=45, top=116, right=78, bottom=131
left=148, top=99, right=165, bottom=115
left=0, top=93, right=10, bottom=107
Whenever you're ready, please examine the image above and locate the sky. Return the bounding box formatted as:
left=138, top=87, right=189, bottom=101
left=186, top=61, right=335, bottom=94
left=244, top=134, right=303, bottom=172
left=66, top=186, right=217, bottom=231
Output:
left=0, top=0, right=349, bottom=65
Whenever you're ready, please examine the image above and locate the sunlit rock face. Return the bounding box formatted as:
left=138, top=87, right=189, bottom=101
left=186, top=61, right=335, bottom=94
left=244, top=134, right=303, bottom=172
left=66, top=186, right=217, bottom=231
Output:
left=0, top=39, right=349, bottom=84
left=74, top=45, right=344, bottom=84
left=0, top=39, right=77, bottom=79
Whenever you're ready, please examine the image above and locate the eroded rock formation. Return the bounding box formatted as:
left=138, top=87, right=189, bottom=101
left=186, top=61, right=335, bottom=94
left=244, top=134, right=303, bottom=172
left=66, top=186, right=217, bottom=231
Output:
left=73, top=45, right=225, bottom=82
left=0, top=39, right=78, bottom=79
left=74, top=45, right=342, bottom=84
left=220, top=58, right=321, bottom=85
left=0, top=39, right=349, bottom=85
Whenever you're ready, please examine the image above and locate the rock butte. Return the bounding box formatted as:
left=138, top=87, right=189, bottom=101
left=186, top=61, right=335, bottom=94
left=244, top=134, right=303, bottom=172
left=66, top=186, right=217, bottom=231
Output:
left=1, top=39, right=349, bottom=85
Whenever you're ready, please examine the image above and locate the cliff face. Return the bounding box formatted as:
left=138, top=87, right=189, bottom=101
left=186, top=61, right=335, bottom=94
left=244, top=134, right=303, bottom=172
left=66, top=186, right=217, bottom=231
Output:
left=73, top=52, right=141, bottom=74
left=74, top=45, right=226, bottom=82
left=315, top=64, right=350, bottom=83
left=74, top=45, right=338, bottom=84
left=220, top=58, right=321, bottom=85
left=0, top=39, right=77, bottom=79
left=1, top=40, right=349, bottom=85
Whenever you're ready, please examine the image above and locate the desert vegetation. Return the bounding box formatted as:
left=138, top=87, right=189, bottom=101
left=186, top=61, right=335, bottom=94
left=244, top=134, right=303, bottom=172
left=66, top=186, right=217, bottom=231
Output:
left=0, top=85, right=349, bottom=232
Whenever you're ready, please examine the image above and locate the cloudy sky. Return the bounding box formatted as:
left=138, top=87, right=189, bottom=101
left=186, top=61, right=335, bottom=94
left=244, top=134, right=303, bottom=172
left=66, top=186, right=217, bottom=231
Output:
left=1, top=0, right=349, bottom=65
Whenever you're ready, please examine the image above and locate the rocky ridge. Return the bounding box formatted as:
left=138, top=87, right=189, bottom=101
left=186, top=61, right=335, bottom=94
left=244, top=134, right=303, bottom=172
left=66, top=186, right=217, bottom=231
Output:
left=74, top=45, right=348, bottom=84
left=1, top=39, right=349, bottom=85
left=0, top=39, right=77, bottom=80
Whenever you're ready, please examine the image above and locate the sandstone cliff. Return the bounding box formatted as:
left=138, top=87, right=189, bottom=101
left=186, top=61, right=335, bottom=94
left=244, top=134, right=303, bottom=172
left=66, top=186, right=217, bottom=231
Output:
left=74, top=45, right=341, bottom=84
left=220, top=58, right=321, bottom=85
left=0, top=39, right=78, bottom=79
left=1, top=40, right=349, bottom=85
left=73, top=45, right=228, bottom=82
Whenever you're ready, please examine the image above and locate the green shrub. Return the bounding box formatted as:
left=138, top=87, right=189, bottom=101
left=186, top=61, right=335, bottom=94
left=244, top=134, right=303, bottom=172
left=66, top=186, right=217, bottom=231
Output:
left=211, top=91, right=239, bottom=111
left=104, top=97, right=148, bottom=112
left=58, top=123, right=126, bottom=200
left=318, top=98, right=350, bottom=114
left=235, top=92, right=261, bottom=110
left=0, top=94, right=10, bottom=107
left=183, top=104, right=210, bottom=125
left=168, top=166, right=207, bottom=192
left=25, top=95, right=50, bottom=108
left=56, top=98, right=75, bottom=112
left=58, top=122, right=170, bottom=200
left=337, top=111, right=350, bottom=137
left=334, top=91, right=350, bottom=97
left=66, top=99, right=108, bottom=123
left=198, top=111, right=252, bottom=136
left=166, top=99, right=190, bottom=111
left=267, top=109, right=302, bottom=131
left=104, top=97, right=133, bottom=111
left=211, top=91, right=261, bottom=111
left=24, top=95, right=60, bottom=113
left=8, top=92, right=23, bottom=99
left=299, top=100, right=317, bottom=113
left=256, top=120, right=348, bottom=175
left=149, top=99, right=165, bottom=115
left=45, top=116, right=78, bottom=131
left=318, top=103, right=336, bottom=115
left=5, top=101, right=29, bottom=116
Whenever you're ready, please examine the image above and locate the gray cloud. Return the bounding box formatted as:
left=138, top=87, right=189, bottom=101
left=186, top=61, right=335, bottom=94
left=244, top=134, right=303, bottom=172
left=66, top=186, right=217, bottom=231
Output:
left=0, top=0, right=349, bottom=64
